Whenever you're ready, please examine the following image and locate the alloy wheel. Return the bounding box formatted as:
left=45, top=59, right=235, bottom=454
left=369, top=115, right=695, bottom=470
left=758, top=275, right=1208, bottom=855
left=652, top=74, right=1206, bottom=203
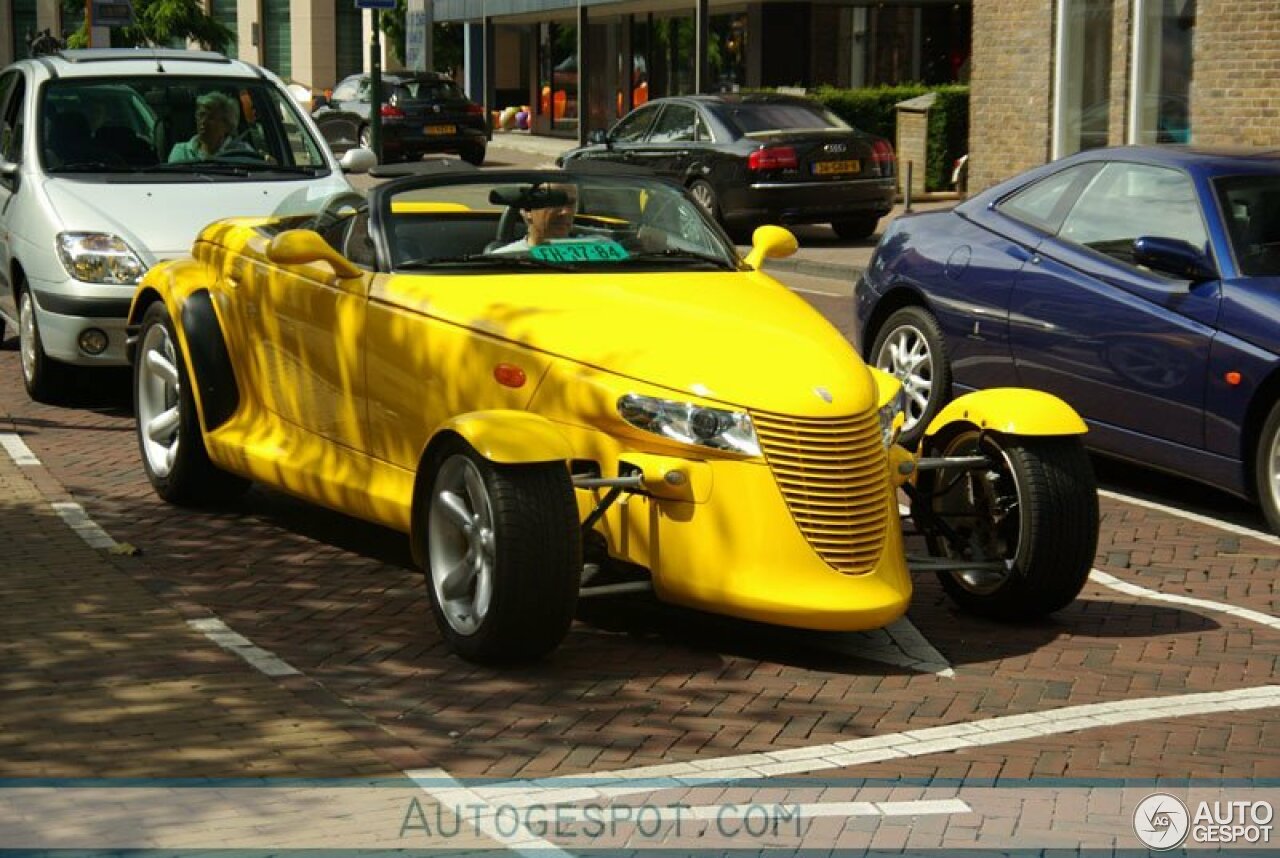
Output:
left=136, top=322, right=183, bottom=478
left=933, top=431, right=1024, bottom=596
left=19, top=292, right=38, bottom=384
left=690, top=182, right=716, bottom=215
left=874, top=324, right=933, bottom=433
left=427, top=454, right=497, bottom=636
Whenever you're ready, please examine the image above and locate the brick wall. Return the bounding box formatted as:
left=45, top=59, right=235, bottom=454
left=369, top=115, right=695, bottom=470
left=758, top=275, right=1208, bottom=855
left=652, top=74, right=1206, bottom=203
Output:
left=969, top=0, right=1056, bottom=192
left=1191, top=0, right=1280, bottom=147
left=1107, top=0, right=1130, bottom=146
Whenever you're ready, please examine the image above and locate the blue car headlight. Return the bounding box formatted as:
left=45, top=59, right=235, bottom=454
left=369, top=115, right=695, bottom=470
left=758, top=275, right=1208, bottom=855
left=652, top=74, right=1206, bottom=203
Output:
left=617, top=393, right=761, bottom=457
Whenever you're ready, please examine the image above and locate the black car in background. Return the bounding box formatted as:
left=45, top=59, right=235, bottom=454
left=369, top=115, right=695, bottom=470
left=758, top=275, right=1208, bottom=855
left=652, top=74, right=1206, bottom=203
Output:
left=558, top=94, right=896, bottom=239
left=313, top=72, right=488, bottom=165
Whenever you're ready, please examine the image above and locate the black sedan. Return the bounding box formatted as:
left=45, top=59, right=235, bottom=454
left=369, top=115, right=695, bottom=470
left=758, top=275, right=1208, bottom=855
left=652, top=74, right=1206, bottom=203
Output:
left=558, top=94, right=896, bottom=240
left=313, top=72, right=488, bottom=165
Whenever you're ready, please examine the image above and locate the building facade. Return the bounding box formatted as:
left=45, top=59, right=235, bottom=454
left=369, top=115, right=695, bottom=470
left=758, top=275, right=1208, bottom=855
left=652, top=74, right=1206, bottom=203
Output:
left=970, top=0, right=1280, bottom=191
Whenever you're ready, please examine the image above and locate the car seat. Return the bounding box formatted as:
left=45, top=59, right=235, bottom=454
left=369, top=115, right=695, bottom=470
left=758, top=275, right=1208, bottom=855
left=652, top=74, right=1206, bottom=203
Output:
left=94, top=125, right=157, bottom=167
left=46, top=110, right=96, bottom=166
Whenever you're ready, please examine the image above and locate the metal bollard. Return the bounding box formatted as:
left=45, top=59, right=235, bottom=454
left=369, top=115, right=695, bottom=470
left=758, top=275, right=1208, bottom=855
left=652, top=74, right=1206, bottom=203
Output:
left=904, top=161, right=914, bottom=213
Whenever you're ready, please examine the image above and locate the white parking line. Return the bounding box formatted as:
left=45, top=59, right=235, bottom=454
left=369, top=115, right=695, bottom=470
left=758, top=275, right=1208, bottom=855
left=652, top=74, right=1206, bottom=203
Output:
left=50, top=501, right=119, bottom=550
left=1090, top=569, right=1280, bottom=632
left=0, top=432, right=39, bottom=466
left=1099, top=488, right=1280, bottom=546
left=467, top=685, right=1280, bottom=808
left=187, top=617, right=301, bottom=677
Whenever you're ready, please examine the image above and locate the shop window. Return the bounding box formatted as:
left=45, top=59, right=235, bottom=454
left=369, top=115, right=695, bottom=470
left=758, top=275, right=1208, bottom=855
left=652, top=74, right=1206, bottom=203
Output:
left=1132, top=0, right=1194, bottom=144
left=1055, top=0, right=1114, bottom=157
left=537, top=22, right=577, bottom=133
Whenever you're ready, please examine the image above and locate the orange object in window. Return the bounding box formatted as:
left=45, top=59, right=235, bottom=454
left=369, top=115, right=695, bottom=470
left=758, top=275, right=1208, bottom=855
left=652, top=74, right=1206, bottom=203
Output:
left=553, top=89, right=566, bottom=120
left=633, top=82, right=648, bottom=107
left=540, top=85, right=551, bottom=116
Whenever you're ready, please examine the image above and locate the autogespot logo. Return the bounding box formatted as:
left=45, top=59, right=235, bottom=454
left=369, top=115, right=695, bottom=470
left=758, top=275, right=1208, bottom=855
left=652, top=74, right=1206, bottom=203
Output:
left=1134, top=793, right=1191, bottom=850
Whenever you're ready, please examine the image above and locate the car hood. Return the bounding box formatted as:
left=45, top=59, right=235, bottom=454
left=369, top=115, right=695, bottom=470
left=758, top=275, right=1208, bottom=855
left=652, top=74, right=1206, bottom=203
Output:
left=41, top=177, right=349, bottom=264
left=375, top=269, right=878, bottom=416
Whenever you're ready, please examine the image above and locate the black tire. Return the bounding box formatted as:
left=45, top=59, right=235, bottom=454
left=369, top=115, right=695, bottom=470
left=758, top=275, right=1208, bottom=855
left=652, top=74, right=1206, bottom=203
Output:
left=133, top=301, right=249, bottom=506
left=423, top=438, right=581, bottom=663
left=461, top=145, right=486, bottom=166
left=917, top=431, right=1099, bottom=620
left=831, top=216, right=880, bottom=241
left=18, top=285, right=69, bottom=403
left=1255, top=399, right=1280, bottom=534
left=869, top=305, right=951, bottom=449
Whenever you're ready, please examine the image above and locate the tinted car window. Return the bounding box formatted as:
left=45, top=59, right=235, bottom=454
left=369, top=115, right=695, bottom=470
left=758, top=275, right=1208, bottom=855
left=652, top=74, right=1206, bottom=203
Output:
left=0, top=72, right=22, bottom=164
left=723, top=102, right=848, bottom=135
left=1059, top=162, right=1208, bottom=265
left=611, top=104, right=659, bottom=142
left=1215, top=174, right=1280, bottom=277
left=648, top=104, right=697, bottom=143
left=997, top=164, right=1097, bottom=233
left=393, top=78, right=463, bottom=100
left=331, top=78, right=359, bottom=101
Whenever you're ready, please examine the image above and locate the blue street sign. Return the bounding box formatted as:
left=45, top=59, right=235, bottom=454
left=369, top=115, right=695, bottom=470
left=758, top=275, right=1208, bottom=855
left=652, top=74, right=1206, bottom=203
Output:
left=355, top=0, right=396, bottom=9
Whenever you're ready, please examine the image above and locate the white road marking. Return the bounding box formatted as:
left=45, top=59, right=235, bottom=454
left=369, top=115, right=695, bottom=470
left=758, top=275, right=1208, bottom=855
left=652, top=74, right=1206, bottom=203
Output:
left=50, top=501, right=119, bottom=550
left=819, top=618, right=955, bottom=677
left=1099, top=488, right=1280, bottom=547
left=187, top=617, right=300, bottom=677
left=1090, top=569, right=1280, bottom=631
left=469, top=685, right=1280, bottom=808
left=0, top=432, right=39, bottom=466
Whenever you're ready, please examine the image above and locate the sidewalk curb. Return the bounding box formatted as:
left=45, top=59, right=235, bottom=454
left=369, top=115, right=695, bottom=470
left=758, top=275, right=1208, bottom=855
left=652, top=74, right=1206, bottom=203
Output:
left=763, top=258, right=865, bottom=281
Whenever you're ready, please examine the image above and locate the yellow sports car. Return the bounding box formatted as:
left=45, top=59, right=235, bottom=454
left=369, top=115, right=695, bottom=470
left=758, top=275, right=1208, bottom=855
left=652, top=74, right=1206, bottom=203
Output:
left=127, top=165, right=1100, bottom=663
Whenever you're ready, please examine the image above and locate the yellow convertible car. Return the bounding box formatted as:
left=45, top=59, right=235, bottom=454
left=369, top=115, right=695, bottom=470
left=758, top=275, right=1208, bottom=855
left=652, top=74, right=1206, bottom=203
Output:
left=127, top=166, right=1100, bottom=663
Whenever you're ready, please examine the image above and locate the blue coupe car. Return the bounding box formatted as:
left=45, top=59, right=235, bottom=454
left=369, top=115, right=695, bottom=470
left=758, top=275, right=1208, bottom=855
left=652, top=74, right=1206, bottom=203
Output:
left=856, top=146, right=1280, bottom=534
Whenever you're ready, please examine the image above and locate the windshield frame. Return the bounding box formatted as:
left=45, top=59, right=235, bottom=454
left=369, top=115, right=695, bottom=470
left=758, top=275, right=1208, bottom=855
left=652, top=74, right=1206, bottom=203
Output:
left=367, top=169, right=744, bottom=275
left=35, top=74, right=334, bottom=181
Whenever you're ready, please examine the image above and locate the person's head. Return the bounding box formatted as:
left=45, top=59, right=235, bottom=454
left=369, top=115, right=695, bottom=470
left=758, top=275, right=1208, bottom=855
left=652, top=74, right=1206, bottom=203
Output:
left=194, top=91, right=239, bottom=148
left=522, top=183, right=578, bottom=244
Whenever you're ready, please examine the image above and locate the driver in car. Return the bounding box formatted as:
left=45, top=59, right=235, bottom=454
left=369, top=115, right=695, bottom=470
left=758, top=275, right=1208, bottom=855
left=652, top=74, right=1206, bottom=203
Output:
left=490, top=183, right=583, bottom=254
left=169, top=91, right=255, bottom=162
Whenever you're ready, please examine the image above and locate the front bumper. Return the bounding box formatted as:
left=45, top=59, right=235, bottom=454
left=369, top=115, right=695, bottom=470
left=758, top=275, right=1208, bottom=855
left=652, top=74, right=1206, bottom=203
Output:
left=566, top=424, right=913, bottom=632
left=722, top=177, right=896, bottom=227
left=28, top=281, right=135, bottom=366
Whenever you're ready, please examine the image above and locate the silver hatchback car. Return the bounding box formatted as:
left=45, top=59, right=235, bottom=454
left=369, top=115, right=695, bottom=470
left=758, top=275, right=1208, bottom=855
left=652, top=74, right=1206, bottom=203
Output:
left=0, top=49, right=375, bottom=401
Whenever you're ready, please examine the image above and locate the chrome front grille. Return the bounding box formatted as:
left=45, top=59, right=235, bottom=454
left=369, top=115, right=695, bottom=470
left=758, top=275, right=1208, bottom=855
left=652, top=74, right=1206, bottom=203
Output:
left=751, top=410, right=890, bottom=574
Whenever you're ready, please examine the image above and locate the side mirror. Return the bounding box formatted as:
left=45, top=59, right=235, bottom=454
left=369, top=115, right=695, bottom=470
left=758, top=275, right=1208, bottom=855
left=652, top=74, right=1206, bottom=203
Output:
left=339, top=146, right=377, bottom=174
left=268, top=229, right=363, bottom=280
left=743, top=224, right=799, bottom=269
left=588, top=128, right=610, bottom=146
left=311, top=94, right=330, bottom=111
left=0, top=159, right=18, bottom=190
left=1133, top=236, right=1218, bottom=282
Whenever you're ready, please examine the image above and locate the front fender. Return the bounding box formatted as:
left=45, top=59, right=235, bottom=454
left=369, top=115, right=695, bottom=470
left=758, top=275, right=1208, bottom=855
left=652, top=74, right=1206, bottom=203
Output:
left=924, top=388, right=1087, bottom=438
left=435, top=410, right=573, bottom=464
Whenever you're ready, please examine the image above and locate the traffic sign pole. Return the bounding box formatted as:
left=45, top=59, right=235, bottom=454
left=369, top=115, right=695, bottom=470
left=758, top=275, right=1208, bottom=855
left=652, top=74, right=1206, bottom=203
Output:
left=370, top=8, right=383, bottom=163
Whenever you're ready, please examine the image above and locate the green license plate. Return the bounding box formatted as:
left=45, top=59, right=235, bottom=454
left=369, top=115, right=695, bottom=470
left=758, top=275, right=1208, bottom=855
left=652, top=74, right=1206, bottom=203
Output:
left=530, top=240, right=630, bottom=263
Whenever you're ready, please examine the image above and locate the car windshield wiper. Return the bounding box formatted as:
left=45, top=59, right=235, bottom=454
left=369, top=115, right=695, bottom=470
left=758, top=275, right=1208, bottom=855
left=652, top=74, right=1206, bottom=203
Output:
left=142, top=161, right=252, bottom=176
left=398, top=254, right=572, bottom=271
left=624, top=249, right=737, bottom=270
left=45, top=161, right=135, bottom=173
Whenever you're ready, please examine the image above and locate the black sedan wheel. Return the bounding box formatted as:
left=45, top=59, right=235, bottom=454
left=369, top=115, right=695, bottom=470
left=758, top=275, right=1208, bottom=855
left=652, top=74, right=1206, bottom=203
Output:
left=688, top=179, right=720, bottom=220
left=831, top=216, right=879, bottom=241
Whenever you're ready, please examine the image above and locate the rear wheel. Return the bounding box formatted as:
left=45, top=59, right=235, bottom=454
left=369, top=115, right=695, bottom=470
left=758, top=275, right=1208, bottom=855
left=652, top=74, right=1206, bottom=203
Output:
left=870, top=306, right=951, bottom=448
left=134, top=301, right=248, bottom=505
left=358, top=125, right=371, bottom=150
left=689, top=179, right=720, bottom=221
left=18, top=286, right=68, bottom=403
left=461, top=145, right=486, bottom=166
left=831, top=216, right=880, bottom=241
left=915, top=430, right=1098, bottom=620
left=424, top=439, right=581, bottom=663
left=1255, top=399, right=1280, bottom=534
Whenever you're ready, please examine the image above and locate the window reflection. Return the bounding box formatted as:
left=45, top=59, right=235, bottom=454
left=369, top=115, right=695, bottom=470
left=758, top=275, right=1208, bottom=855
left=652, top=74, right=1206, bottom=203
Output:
left=1135, top=0, right=1195, bottom=144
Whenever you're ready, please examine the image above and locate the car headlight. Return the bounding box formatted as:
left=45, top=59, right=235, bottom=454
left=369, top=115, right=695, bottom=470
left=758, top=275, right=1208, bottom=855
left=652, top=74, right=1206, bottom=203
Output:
left=618, top=393, right=761, bottom=457
left=56, top=232, right=146, bottom=285
left=878, top=386, right=907, bottom=448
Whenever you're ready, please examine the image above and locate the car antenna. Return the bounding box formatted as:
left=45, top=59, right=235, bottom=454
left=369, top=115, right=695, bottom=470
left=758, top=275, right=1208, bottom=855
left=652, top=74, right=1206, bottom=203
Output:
left=153, top=49, right=165, bottom=73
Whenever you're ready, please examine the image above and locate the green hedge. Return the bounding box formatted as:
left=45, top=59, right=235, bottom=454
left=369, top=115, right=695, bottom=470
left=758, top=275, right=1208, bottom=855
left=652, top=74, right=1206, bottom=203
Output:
left=807, top=84, right=969, bottom=192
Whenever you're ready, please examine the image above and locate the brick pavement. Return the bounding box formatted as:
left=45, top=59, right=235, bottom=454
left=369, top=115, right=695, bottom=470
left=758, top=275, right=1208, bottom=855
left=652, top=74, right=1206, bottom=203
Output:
left=0, top=311, right=1277, bottom=792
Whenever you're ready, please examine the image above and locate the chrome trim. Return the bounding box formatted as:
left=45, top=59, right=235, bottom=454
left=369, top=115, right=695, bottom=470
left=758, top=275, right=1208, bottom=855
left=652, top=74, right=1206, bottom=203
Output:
left=749, top=178, right=893, bottom=190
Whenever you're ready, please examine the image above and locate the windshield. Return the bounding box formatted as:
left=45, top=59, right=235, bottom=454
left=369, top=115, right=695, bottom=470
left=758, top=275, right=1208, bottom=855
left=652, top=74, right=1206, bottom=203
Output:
left=381, top=173, right=739, bottom=272
left=39, top=76, right=330, bottom=178
left=392, top=79, right=463, bottom=101
left=724, top=102, right=850, bottom=136
left=1215, top=175, right=1280, bottom=277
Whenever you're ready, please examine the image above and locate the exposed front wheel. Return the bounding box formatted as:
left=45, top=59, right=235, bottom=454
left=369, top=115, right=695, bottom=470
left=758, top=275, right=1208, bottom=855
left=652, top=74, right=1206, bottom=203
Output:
left=134, top=301, right=249, bottom=505
left=18, top=287, right=68, bottom=403
left=461, top=145, right=486, bottom=166
left=870, top=306, right=951, bottom=448
left=1255, top=399, right=1280, bottom=534
left=914, top=430, right=1099, bottom=620
left=424, top=439, right=581, bottom=663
